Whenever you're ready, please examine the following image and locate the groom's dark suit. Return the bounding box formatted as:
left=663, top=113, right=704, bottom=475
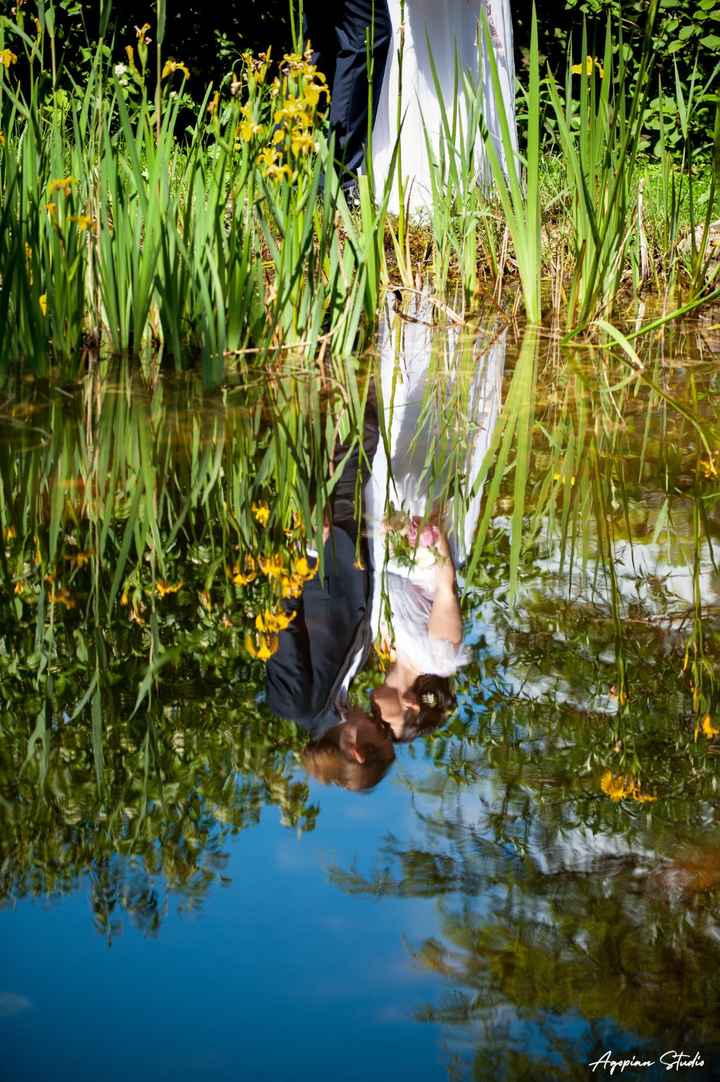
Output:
left=304, top=0, right=392, bottom=178
left=266, top=525, right=371, bottom=739
left=266, top=392, right=379, bottom=739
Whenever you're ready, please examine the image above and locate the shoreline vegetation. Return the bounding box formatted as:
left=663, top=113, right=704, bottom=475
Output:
left=0, top=2, right=718, bottom=381
left=0, top=3, right=718, bottom=879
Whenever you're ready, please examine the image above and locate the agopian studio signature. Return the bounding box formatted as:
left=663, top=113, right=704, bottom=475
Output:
left=588, top=1051, right=705, bottom=1074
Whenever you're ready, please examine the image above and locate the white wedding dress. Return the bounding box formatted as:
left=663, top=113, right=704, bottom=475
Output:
left=366, top=296, right=506, bottom=676
left=372, top=0, right=517, bottom=215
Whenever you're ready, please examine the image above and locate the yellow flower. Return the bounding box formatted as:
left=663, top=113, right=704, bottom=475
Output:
left=237, top=119, right=263, bottom=142
left=571, top=55, right=604, bottom=79
left=39, top=293, right=47, bottom=316
left=231, top=555, right=257, bottom=587
left=207, top=91, right=220, bottom=114
left=155, top=579, right=183, bottom=597
left=265, top=161, right=292, bottom=182
left=0, top=49, right=18, bottom=68
left=290, top=131, right=316, bottom=157
left=49, top=586, right=76, bottom=609
left=259, top=554, right=284, bottom=578
left=280, top=573, right=304, bottom=599
left=66, top=549, right=94, bottom=568
left=135, top=22, right=152, bottom=44
left=4, top=526, right=17, bottom=541
left=374, top=638, right=396, bottom=671
left=701, top=714, right=719, bottom=738
left=700, top=455, right=718, bottom=479
left=0, top=131, right=5, bottom=146
left=70, top=214, right=93, bottom=232
left=251, top=501, right=270, bottom=527
left=600, top=770, right=656, bottom=804
left=45, top=202, right=58, bottom=217
left=162, top=59, right=190, bottom=80
left=292, top=555, right=316, bottom=581
left=258, top=146, right=279, bottom=171
left=245, top=631, right=279, bottom=661
left=256, top=608, right=296, bottom=633
left=47, top=176, right=77, bottom=197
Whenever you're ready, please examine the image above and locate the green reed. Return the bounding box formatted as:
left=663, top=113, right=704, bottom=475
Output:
left=0, top=12, right=381, bottom=381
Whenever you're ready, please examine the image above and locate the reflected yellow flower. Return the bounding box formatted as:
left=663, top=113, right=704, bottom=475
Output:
left=155, top=579, right=183, bottom=598
left=600, top=770, right=656, bottom=803
left=701, top=714, right=719, bottom=738
left=259, top=554, right=284, bottom=578
left=256, top=608, right=296, bottom=633
left=374, top=638, right=396, bottom=671
left=231, top=555, right=257, bottom=587
left=66, top=548, right=94, bottom=568
left=280, top=573, right=304, bottom=599
left=39, top=293, right=47, bottom=316
left=49, top=586, right=76, bottom=609
left=245, top=631, right=279, bottom=661
left=700, top=455, right=718, bottom=479
left=4, top=526, right=16, bottom=541
left=252, top=501, right=270, bottom=527
left=292, top=555, right=316, bottom=581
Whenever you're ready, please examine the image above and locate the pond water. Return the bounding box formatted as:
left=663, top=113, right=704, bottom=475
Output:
left=1, top=301, right=720, bottom=1082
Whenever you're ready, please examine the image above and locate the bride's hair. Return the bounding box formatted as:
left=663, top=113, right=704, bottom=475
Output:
left=400, top=674, right=456, bottom=743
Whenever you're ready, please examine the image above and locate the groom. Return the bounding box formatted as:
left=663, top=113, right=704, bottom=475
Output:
left=304, top=0, right=392, bottom=187
left=266, top=390, right=395, bottom=790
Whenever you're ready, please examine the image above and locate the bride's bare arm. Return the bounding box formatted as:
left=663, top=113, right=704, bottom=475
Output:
left=427, top=533, right=462, bottom=646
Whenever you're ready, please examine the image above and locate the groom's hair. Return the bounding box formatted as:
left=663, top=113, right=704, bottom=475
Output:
left=399, top=674, right=456, bottom=742
left=302, top=733, right=395, bottom=792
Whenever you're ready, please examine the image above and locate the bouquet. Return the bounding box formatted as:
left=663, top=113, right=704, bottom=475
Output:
left=381, top=504, right=446, bottom=571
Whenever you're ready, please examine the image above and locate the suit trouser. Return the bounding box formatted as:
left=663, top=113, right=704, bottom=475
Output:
left=304, top=0, right=392, bottom=178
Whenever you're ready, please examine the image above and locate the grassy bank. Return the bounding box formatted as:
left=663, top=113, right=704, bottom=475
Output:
left=0, top=5, right=718, bottom=381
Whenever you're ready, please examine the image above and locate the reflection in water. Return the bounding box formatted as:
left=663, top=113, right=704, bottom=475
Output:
left=1, top=307, right=720, bottom=1079
left=266, top=397, right=397, bottom=790
left=367, top=299, right=506, bottom=742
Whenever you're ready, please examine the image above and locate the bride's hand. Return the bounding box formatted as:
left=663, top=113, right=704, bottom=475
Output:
left=434, top=530, right=456, bottom=587
left=434, top=528, right=452, bottom=561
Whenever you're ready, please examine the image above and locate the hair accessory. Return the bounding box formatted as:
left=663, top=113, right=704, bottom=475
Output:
left=421, top=692, right=437, bottom=707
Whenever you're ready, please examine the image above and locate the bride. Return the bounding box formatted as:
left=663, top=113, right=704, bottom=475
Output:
left=371, top=0, right=517, bottom=215
left=365, top=296, right=506, bottom=740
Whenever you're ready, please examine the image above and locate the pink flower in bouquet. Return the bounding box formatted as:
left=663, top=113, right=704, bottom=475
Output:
left=397, top=516, right=439, bottom=548
left=419, top=523, right=440, bottom=547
